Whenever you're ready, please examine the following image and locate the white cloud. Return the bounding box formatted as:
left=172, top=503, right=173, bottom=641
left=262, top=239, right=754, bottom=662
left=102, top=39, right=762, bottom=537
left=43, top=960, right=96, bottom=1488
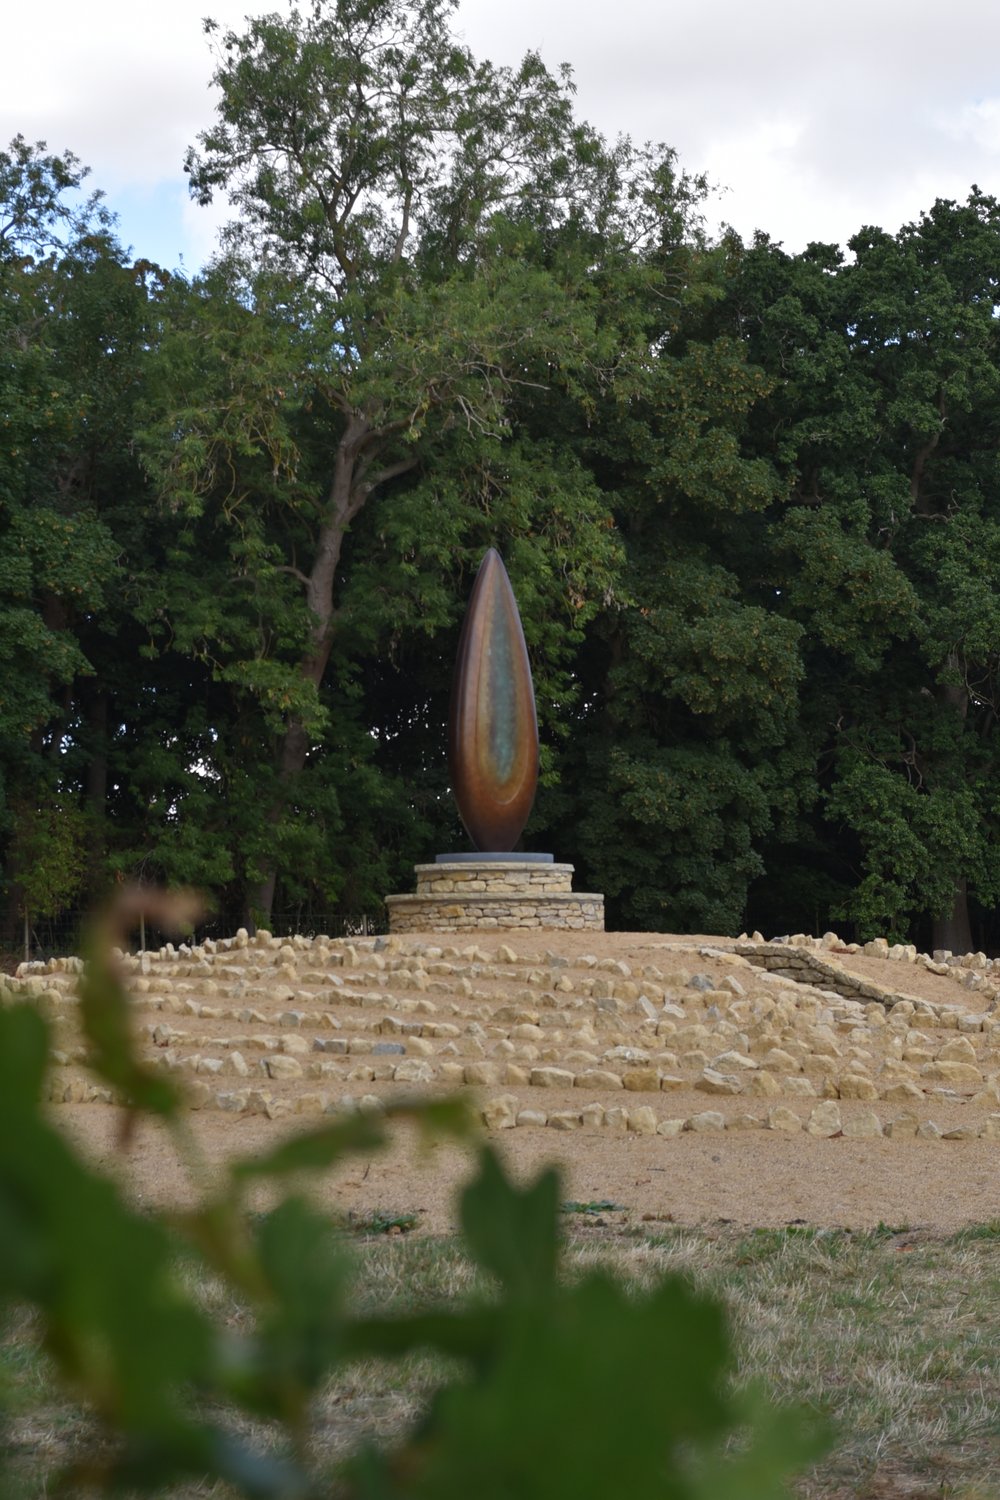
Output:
left=939, top=97, right=1000, bottom=155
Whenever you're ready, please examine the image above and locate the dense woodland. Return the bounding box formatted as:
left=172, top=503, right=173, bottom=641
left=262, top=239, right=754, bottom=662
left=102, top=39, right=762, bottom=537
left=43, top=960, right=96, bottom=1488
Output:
left=3, top=0, right=1000, bottom=949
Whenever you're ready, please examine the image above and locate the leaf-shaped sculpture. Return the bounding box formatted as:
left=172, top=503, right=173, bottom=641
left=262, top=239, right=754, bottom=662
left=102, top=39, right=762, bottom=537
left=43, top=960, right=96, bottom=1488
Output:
left=449, top=549, right=539, bottom=852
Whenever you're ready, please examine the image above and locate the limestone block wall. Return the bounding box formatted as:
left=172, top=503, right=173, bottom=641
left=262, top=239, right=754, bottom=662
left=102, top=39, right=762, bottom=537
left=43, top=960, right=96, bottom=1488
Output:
left=385, top=861, right=605, bottom=933
left=736, top=937, right=1000, bottom=1009
left=735, top=942, right=913, bottom=1008
left=413, top=863, right=576, bottom=895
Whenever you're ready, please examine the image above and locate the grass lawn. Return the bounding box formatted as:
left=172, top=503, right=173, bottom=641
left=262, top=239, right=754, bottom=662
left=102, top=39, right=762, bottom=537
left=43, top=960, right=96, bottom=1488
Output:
left=3, top=1218, right=999, bottom=1498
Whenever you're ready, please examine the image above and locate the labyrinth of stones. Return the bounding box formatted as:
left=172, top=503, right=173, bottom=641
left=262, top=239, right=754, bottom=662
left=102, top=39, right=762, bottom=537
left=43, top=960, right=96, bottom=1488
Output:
left=15, top=926, right=1000, bottom=1146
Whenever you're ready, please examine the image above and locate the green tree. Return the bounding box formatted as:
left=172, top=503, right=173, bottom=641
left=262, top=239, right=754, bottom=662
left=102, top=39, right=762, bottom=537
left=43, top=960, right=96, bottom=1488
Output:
left=722, top=194, right=1000, bottom=944
left=138, top=0, right=706, bottom=920
left=0, top=139, right=241, bottom=934
left=512, top=224, right=808, bottom=932
left=0, top=140, right=131, bottom=933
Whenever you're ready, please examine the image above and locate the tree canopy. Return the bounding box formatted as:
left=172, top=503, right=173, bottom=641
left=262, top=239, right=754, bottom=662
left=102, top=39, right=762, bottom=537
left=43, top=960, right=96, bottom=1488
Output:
left=3, top=5, right=1000, bottom=949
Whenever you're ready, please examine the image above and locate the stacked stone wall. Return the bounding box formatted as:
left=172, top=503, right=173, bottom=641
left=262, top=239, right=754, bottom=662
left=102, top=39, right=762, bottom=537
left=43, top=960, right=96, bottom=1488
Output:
left=11, top=928, right=1000, bottom=1144
left=386, top=861, right=604, bottom=933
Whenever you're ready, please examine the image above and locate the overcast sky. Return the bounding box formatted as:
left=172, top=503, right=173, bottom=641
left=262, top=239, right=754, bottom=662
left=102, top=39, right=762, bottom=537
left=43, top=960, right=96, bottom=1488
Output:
left=3, top=0, right=999, bottom=271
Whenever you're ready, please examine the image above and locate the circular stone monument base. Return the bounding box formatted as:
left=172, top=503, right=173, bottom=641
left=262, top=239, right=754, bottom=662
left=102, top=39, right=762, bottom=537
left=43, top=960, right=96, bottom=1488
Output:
left=434, top=850, right=554, bottom=864
left=385, top=860, right=604, bottom=933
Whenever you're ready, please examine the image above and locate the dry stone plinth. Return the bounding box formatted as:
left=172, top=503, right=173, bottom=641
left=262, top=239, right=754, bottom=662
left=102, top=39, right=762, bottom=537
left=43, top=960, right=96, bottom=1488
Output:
left=385, top=860, right=604, bottom=934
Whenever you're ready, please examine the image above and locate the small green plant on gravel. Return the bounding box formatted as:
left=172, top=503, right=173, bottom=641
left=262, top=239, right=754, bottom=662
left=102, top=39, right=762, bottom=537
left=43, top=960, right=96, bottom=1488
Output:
left=0, top=895, right=827, bottom=1497
left=349, top=1210, right=421, bottom=1237
left=560, top=1199, right=628, bottom=1216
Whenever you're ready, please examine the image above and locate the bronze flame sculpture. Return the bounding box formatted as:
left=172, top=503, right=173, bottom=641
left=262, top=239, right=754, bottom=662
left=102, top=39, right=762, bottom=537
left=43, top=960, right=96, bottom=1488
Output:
left=448, top=549, right=539, bottom=852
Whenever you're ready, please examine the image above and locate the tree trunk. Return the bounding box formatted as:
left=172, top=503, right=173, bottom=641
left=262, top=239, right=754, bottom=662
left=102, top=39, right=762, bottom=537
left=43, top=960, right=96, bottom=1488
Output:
left=84, top=689, right=108, bottom=902
left=241, top=412, right=420, bottom=926
left=932, top=877, right=973, bottom=955
left=243, top=419, right=368, bottom=925
left=931, top=661, right=972, bottom=954
left=0, top=880, right=25, bottom=951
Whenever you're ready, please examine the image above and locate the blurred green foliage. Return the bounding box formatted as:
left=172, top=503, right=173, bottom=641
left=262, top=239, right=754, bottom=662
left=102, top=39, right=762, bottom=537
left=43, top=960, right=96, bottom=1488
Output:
left=0, top=936, right=826, bottom=1496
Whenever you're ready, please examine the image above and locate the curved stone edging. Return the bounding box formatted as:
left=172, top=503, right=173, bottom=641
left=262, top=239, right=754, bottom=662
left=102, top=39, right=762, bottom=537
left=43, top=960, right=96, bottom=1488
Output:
left=14, top=925, right=1000, bottom=1144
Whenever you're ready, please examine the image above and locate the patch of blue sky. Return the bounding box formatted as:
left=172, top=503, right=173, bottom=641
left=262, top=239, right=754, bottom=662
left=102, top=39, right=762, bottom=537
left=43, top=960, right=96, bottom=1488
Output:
left=103, top=179, right=201, bottom=272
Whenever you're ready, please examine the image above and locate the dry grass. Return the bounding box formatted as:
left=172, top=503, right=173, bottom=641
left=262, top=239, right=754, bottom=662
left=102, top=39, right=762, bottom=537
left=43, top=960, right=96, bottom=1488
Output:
left=3, top=1222, right=1000, bottom=1498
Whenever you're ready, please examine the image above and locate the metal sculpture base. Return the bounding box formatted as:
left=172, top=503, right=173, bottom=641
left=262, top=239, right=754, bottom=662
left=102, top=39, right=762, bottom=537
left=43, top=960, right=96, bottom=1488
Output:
left=434, top=851, right=554, bottom=863
left=385, top=860, right=604, bottom=934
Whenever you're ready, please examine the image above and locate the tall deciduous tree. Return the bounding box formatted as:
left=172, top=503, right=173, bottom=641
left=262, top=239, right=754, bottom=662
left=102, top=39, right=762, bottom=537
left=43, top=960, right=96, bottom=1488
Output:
left=724, top=194, right=1000, bottom=945
left=142, top=0, right=701, bottom=920
left=0, top=140, right=135, bottom=935
left=535, top=255, right=808, bottom=931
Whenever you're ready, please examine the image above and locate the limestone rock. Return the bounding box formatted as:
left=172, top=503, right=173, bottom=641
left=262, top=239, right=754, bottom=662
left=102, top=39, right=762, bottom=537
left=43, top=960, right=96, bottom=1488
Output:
left=710, top=1049, right=758, bottom=1071
left=881, top=1080, right=923, bottom=1105
left=767, top=1106, right=802, bottom=1133
left=695, top=1069, right=742, bottom=1095
left=806, top=1102, right=842, bottom=1137
left=530, top=1066, right=575, bottom=1089
left=548, top=1110, right=582, bottom=1131
left=919, top=1061, right=982, bottom=1088
left=885, top=1112, right=919, bottom=1138
left=575, top=1068, right=623, bottom=1091
left=685, top=1110, right=726, bottom=1133
left=604, top=1045, right=651, bottom=1065
left=760, top=1047, right=801, bottom=1073
left=807, top=1029, right=842, bottom=1058
left=215, top=1090, right=249, bottom=1113
left=622, top=1067, right=661, bottom=1092
left=837, top=1074, right=879, bottom=1101
left=263, top=1054, right=303, bottom=1080
left=604, top=1106, right=629, bottom=1134
left=656, top=1118, right=685, bottom=1137
left=628, top=1105, right=658, bottom=1135
left=936, top=1035, right=977, bottom=1063
left=462, top=1062, right=499, bottom=1086
left=877, top=1057, right=917, bottom=1079
left=744, top=1071, right=782, bottom=1097
left=782, top=1077, right=817, bottom=1098
left=842, top=1110, right=882, bottom=1138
